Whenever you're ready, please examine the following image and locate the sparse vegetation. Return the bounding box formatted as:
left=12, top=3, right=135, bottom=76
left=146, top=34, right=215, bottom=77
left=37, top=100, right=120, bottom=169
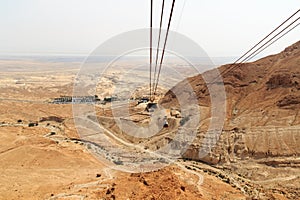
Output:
left=28, top=122, right=38, bottom=127
left=113, top=160, right=123, bottom=165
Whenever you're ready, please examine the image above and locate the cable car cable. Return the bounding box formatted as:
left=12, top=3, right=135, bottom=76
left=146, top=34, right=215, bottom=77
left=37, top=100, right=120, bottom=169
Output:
left=152, top=0, right=165, bottom=95
left=154, top=0, right=176, bottom=94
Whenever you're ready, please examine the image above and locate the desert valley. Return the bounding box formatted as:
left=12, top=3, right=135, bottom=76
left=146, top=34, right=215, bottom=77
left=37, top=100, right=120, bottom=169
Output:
left=0, top=41, right=299, bottom=200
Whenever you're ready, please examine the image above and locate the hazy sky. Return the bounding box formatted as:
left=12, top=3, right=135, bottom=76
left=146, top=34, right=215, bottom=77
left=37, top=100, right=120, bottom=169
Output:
left=0, top=0, right=299, bottom=58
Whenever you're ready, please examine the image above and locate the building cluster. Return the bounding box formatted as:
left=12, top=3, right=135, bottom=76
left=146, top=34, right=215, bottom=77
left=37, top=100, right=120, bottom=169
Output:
left=103, top=96, right=118, bottom=102
left=137, top=97, right=150, bottom=104
left=51, top=95, right=120, bottom=104
left=51, top=95, right=100, bottom=104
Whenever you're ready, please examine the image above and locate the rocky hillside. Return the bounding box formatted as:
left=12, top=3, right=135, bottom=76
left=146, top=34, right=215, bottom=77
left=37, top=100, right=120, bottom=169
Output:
left=162, top=41, right=300, bottom=164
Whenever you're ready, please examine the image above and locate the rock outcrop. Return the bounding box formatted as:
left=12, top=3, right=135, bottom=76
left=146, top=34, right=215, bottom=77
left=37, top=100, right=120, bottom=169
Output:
left=162, top=41, right=300, bottom=164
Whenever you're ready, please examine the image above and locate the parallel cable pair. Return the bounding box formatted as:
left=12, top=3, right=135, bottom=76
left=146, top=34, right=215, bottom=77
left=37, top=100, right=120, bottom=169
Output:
left=149, top=0, right=176, bottom=100
left=216, top=9, right=300, bottom=83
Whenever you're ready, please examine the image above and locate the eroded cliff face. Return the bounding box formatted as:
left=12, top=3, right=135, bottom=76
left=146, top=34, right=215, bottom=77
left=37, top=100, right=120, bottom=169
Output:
left=162, top=41, right=300, bottom=164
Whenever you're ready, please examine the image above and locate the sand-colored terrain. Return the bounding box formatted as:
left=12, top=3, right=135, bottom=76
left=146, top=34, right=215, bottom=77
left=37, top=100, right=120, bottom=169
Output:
left=161, top=41, right=300, bottom=199
left=0, top=40, right=299, bottom=199
left=0, top=58, right=246, bottom=199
